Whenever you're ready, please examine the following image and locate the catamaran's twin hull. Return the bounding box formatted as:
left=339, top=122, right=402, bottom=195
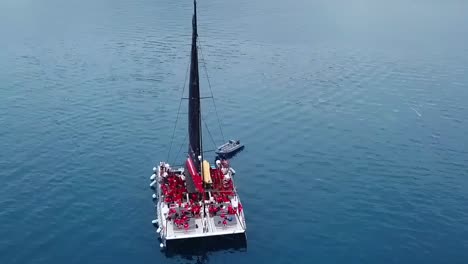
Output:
left=152, top=163, right=246, bottom=249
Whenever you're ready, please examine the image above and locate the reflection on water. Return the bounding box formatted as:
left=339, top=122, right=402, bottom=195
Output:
left=164, top=234, right=247, bottom=263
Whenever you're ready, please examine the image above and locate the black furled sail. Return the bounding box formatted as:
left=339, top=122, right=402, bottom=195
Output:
left=185, top=0, right=204, bottom=193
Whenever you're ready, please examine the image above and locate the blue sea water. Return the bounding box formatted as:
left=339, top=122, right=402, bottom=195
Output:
left=1, top=0, right=468, bottom=263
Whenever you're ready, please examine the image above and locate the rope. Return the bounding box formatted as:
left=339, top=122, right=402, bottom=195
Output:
left=173, top=132, right=188, bottom=165
left=202, top=149, right=215, bottom=153
left=198, top=40, right=226, bottom=143
left=167, top=40, right=224, bottom=163
left=167, top=55, right=190, bottom=161
left=202, top=114, right=217, bottom=150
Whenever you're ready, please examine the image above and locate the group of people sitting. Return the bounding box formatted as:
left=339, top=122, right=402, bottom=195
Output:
left=208, top=203, right=241, bottom=227
left=208, top=165, right=235, bottom=215
left=158, top=161, right=243, bottom=230
left=166, top=203, right=203, bottom=230
left=210, top=167, right=234, bottom=193
left=160, top=172, right=187, bottom=204
left=207, top=203, right=237, bottom=217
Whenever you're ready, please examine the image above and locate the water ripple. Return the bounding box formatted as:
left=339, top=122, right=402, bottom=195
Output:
left=2, top=0, right=468, bottom=263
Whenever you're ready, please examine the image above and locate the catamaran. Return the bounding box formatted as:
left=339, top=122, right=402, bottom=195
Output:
left=149, top=0, right=247, bottom=249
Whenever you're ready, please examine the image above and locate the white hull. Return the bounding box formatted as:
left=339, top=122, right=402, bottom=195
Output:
left=152, top=163, right=246, bottom=248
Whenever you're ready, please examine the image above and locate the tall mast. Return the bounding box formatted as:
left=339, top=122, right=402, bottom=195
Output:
left=188, top=0, right=201, bottom=171
left=187, top=0, right=203, bottom=177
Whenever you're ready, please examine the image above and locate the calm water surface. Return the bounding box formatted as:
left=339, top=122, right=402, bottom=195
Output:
left=1, top=0, right=468, bottom=263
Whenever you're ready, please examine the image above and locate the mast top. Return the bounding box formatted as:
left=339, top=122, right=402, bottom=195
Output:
left=192, top=0, right=198, bottom=38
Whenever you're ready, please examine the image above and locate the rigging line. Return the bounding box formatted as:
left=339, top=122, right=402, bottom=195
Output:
left=202, top=149, right=216, bottom=153
left=173, top=132, right=188, bottom=166
left=198, top=39, right=226, bottom=143
left=201, top=114, right=217, bottom=150
left=182, top=96, right=213, bottom=99
left=167, top=54, right=190, bottom=161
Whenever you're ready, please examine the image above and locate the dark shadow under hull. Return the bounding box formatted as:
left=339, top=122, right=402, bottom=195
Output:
left=163, top=233, right=247, bottom=260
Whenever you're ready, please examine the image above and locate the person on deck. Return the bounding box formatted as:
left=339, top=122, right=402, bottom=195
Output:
left=223, top=172, right=231, bottom=180
left=164, top=163, right=171, bottom=172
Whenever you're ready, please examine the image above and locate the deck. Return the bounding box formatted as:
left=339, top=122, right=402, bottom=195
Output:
left=162, top=214, right=246, bottom=240
left=154, top=162, right=246, bottom=244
